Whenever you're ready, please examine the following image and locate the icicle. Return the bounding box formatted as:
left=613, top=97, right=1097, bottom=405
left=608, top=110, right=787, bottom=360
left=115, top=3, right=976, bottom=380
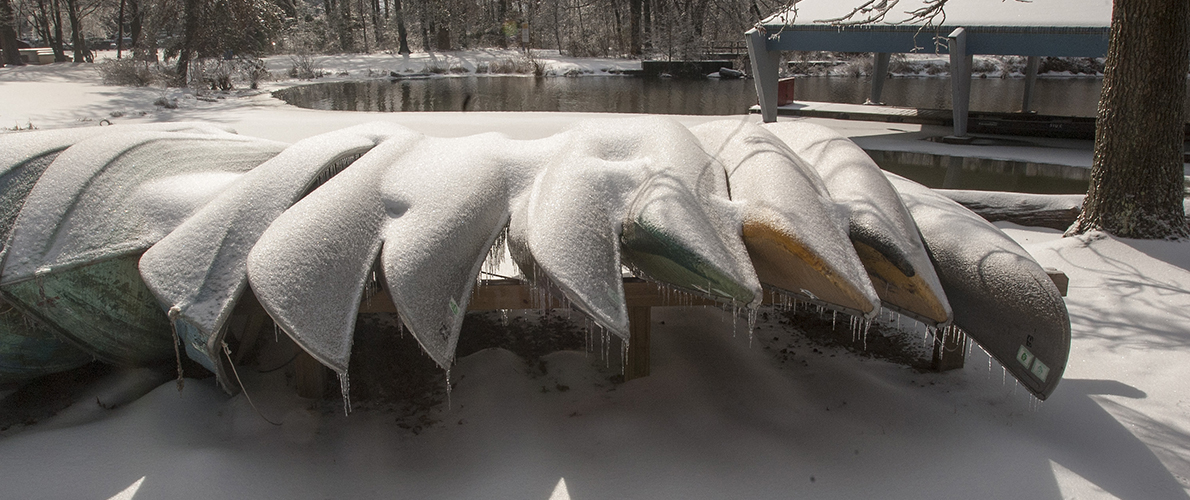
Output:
left=832, top=311, right=837, bottom=331
left=620, top=339, right=629, bottom=377
left=602, top=329, right=609, bottom=367
left=445, top=367, right=453, bottom=410
left=731, top=300, right=739, bottom=338
left=747, top=307, right=758, bottom=344
left=338, top=372, right=352, bottom=416
left=167, top=306, right=185, bottom=392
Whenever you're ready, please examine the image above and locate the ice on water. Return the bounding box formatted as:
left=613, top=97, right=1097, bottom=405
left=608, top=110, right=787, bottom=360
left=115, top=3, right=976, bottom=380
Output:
left=1, top=129, right=287, bottom=285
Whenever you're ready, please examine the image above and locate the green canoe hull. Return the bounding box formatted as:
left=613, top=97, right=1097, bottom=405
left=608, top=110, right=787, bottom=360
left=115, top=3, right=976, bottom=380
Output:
left=1, top=254, right=174, bottom=367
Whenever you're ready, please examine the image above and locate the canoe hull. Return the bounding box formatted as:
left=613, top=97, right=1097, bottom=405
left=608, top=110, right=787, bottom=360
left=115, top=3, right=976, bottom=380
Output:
left=0, top=301, right=93, bottom=387
left=1, top=254, right=174, bottom=367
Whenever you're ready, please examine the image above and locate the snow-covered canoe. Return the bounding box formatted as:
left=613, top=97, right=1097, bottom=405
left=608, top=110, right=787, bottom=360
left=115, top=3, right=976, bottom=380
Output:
left=139, top=123, right=414, bottom=391
left=693, top=120, right=880, bottom=317
left=886, top=173, right=1070, bottom=399
left=0, top=130, right=286, bottom=366
left=764, top=122, right=952, bottom=327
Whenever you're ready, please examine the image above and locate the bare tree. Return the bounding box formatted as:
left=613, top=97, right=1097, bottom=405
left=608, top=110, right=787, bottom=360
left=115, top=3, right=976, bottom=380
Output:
left=393, top=0, right=409, bottom=54
left=1, top=0, right=23, bottom=66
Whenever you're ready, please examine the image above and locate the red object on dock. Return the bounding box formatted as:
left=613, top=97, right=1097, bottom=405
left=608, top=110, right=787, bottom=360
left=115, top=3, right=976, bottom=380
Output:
left=777, top=77, right=796, bottom=106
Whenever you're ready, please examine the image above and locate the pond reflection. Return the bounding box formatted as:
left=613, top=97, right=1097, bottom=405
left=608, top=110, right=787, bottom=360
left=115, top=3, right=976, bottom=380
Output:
left=270, top=75, right=1167, bottom=118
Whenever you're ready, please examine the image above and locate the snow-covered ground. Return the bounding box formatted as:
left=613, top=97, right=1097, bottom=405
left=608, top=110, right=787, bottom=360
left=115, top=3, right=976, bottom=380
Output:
left=1, top=56, right=1189, bottom=500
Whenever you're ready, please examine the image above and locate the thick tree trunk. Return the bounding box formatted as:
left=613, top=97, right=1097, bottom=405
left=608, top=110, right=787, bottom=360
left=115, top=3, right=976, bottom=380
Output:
left=129, top=0, right=141, bottom=48
left=175, top=0, right=202, bottom=85
left=629, top=0, right=641, bottom=55
left=1068, top=0, right=1190, bottom=239
left=338, top=0, right=355, bottom=51
left=64, top=0, right=86, bottom=62
left=393, top=0, right=410, bottom=54
left=49, top=0, right=68, bottom=62
left=0, top=0, right=24, bottom=66
left=116, top=0, right=125, bottom=58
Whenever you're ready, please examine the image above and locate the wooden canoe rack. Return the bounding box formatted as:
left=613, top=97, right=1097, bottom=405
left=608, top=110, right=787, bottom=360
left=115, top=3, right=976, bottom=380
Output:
left=292, top=278, right=971, bottom=398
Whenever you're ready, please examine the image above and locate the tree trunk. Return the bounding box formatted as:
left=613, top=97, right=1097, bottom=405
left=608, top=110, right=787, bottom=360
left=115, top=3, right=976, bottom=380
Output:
left=0, top=0, right=24, bottom=66
left=370, top=0, right=384, bottom=46
left=49, top=0, right=67, bottom=62
left=629, top=0, right=641, bottom=55
left=1068, top=0, right=1189, bottom=239
left=338, top=0, right=354, bottom=51
left=175, top=0, right=202, bottom=85
left=129, top=0, right=141, bottom=48
left=64, top=0, right=85, bottom=62
left=115, top=0, right=125, bottom=58
left=393, top=0, right=410, bottom=54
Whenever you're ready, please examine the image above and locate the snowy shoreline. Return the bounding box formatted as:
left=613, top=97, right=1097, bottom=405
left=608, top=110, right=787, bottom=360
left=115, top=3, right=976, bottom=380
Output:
left=1, top=54, right=1188, bottom=500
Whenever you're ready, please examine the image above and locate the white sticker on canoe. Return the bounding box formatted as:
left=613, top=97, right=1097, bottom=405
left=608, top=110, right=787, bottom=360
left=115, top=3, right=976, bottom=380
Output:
left=1016, top=345, right=1035, bottom=369
left=1031, top=358, right=1050, bottom=382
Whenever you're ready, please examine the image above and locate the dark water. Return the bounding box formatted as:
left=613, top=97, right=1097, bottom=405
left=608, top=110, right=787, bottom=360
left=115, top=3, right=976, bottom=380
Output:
left=273, top=76, right=760, bottom=115
left=874, top=156, right=1090, bottom=194
left=272, top=75, right=1129, bottom=117
left=273, top=75, right=1112, bottom=194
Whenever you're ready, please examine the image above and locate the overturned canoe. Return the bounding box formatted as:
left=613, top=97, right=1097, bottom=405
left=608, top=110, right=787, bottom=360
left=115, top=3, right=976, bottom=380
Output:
left=886, top=172, right=1070, bottom=399
left=612, top=118, right=761, bottom=307
left=0, top=297, right=93, bottom=387
left=694, top=120, right=879, bottom=317
left=1, top=130, right=287, bottom=366
left=765, top=122, right=952, bottom=327
left=508, top=129, right=636, bottom=338
left=140, top=123, right=416, bottom=390
left=249, top=133, right=425, bottom=376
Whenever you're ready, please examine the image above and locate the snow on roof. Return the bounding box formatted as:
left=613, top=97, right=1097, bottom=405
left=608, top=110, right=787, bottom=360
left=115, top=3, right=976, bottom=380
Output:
left=763, top=0, right=1112, bottom=28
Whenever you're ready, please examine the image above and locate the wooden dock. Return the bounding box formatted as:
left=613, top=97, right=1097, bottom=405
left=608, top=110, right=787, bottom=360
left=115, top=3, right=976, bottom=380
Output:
left=291, top=278, right=971, bottom=398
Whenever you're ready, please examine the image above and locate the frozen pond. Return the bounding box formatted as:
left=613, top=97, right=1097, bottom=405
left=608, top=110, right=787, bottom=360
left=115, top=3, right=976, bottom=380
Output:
left=272, top=75, right=1131, bottom=117
left=273, top=76, right=1114, bottom=194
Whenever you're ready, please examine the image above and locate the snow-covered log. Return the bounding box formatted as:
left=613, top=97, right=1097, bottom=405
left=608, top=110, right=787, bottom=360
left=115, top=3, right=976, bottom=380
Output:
left=938, top=189, right=1084, bottom=230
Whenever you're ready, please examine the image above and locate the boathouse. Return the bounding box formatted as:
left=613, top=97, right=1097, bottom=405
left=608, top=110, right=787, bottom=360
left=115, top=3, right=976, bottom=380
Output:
left=745, top=0, right=1112, bottom=138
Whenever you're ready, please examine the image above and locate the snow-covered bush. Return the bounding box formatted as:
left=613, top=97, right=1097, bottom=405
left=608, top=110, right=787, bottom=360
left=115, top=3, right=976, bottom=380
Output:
left=98, top=59, right=163, bottom=87
left=288, top=54, right=326, bottom=79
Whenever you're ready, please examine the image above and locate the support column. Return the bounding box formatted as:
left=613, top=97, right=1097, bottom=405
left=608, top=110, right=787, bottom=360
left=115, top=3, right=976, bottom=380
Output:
left=295, top=350, right=328, bottom=398
left=746, top=28, right=781, bottom=123
left=867, top=52, right=891, bottom=105
left=1022, top=55, right=1040, bottom=113
left=947, top=28, right=972, bottom=138
left=623, top=306, right=651, bottom=380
